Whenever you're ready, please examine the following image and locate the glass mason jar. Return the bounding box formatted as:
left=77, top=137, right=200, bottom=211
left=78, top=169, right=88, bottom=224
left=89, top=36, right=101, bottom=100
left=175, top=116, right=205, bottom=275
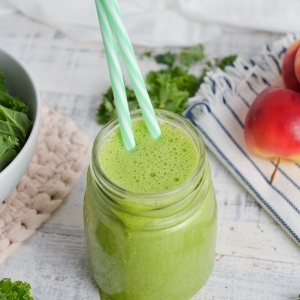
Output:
left=84, top=110, right=217, bottom=300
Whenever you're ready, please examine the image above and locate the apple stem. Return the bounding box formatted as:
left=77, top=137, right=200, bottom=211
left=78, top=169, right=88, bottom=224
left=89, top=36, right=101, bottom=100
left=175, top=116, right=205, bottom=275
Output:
left=269, top=157, right=281, bottom=185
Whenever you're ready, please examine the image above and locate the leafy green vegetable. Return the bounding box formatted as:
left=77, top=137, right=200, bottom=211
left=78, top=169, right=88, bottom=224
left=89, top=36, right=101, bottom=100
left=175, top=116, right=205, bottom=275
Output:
left=0, top=136, right=18, bottom=171
left=179, top=44, right=205, bottom=67
left=0, top=73, right=29, bottom=115
left=0, top=106, right=32, bottom=147
left=96, top=44, right=237, bottom=124
left=215, top=54, right=237, bottom=70
left=154, top=52, right=176, bottom=68
left=97, top=87, right=138, bottom=125
left=196, top=55, right=238, bottom=87
left=0, top=278, right=34, bottom=300
left=146, top=66, right=199, bottom=114
left=140, top=51, right=153, bottom=59
left=0, top=73, right=32, bottom=172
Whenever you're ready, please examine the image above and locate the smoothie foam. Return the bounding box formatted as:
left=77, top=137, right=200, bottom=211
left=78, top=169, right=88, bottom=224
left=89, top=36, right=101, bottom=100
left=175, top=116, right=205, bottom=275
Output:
left=99, top=119, right=198, bottom=193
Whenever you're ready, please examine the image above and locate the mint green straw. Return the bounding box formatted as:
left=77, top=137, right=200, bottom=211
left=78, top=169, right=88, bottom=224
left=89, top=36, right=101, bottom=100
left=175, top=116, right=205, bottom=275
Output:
left=95, top=0, right=135, bottom=151
left=101, top=0, right=161, bottom=140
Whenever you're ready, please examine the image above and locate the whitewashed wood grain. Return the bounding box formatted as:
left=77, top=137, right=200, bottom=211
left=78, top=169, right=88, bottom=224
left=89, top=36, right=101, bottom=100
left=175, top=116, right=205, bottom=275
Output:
left=0, top=231, right=99, bottom=300
left=0, top=8, right=299, bottom=300
left=193, top=255, right=300, bottom=300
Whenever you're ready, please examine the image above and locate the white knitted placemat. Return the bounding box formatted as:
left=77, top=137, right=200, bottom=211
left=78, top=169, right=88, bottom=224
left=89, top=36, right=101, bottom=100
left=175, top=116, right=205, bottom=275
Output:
left=0, top=104, right=90, bottom=264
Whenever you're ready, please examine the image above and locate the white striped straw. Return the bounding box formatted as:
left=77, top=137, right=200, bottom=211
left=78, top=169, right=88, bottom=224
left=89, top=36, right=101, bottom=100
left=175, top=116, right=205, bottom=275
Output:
left=95, top=0, right=135, bottom=151
left=102, top=0, right=161, bottom=139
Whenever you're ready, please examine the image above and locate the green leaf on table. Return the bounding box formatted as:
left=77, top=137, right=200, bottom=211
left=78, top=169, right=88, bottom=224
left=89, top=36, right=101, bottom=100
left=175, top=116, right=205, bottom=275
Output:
left=0, top=72, right=29, bottom=115
left=140, top=51, right=153, bottom=59
left=0, top=278, right=34, bottom=300
left=180, top=44, right=205, bottom=67
left=146, top=67, right=192, bottom=114
left=154, top=51, right=176, bottom=68
left=146, top=66, right=198, bottom=97
left=168, top=66, right=200, bottom=96
left=0, top=135, right=18, bottom=171
left=197, top=54, right=238, bottom=86
left=96, top=45, right=237, bottom=125
left=197, top=67, right=209, bottom=87
left=0, top=105, right=32, bottom=147
left=215, top=54, right=237, bottom=70
left=96, top=86, right=138, bottom=124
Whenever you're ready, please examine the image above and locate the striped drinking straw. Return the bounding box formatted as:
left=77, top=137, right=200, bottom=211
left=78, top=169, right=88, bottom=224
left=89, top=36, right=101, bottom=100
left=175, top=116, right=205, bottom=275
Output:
left=95, top=0, right=135, bottom=151
left=97, top=0, right=161, bottom=141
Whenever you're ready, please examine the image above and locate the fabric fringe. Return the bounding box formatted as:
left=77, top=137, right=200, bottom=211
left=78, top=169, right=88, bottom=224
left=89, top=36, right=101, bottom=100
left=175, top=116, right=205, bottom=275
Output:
left=187, top=33, right=300, bottom=117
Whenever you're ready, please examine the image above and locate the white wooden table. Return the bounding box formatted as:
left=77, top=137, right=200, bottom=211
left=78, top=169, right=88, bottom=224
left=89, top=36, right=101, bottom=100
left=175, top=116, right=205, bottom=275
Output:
left=0, top=9, right=300, bottom=300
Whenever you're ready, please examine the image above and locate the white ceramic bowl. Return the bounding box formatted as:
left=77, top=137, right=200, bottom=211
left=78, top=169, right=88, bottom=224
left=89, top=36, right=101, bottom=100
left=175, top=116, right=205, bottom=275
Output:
left=0, top=48, right=41, bottom=201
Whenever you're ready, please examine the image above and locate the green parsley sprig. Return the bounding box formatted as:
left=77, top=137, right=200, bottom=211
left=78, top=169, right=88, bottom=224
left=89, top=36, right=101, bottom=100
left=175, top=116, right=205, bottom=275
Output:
left=96, top=45, right=237, bottom=125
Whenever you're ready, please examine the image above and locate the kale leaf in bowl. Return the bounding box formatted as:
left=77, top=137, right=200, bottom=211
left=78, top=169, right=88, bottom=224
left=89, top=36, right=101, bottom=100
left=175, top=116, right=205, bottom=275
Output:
left=0, top=72, right=32, bottom=171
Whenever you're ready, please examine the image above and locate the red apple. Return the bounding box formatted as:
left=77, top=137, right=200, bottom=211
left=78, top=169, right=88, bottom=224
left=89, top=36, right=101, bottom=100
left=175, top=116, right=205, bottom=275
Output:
left=295, top=46, right=300, bottom=84
left=244, top=86, right=300, bottom=163
left=282, top=39, right=300, bottom=93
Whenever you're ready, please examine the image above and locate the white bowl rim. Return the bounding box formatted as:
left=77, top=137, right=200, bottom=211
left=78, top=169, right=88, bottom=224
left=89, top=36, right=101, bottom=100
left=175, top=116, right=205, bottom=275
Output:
left=0, top=47, right=41, bottom=177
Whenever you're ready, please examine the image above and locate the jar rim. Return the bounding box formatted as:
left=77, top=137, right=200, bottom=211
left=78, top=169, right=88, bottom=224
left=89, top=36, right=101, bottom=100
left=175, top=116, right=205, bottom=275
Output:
left=90, top=109, right=206, bottom=200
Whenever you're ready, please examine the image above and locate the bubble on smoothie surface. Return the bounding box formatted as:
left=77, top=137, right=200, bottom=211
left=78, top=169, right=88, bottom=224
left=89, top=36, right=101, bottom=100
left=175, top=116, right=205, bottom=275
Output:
left=99, top=119, right=198, bottom=193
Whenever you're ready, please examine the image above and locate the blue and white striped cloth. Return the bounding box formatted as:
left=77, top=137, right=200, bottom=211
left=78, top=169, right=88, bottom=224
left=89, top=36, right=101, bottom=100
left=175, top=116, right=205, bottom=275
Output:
left=186, top=34, right=300, bottom=246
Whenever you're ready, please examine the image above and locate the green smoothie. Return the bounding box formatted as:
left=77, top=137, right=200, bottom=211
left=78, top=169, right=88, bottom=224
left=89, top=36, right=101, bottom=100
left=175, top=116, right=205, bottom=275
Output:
left=99, top=119, right=198, bottom=193
left=84, top=111, right=217, bottom=300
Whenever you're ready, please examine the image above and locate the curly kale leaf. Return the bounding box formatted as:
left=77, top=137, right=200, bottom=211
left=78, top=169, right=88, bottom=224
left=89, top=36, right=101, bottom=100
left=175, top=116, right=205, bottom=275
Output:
left=0, top=73, right=29, bottom=115
left=0, top=73, right=32, bottom=173
left=0, top=278, right=34, bottom=300
left=154, top=52, right=177, bottom=68
left=146, top=67, right=198, bottom=114
left=97, top=86, right=138, bottom=124
left=180, top=44, right=205, bottom=67
left=215, top=54, right=237, bottom=70
left=0, top=105, right=32, bottom=148
left=140, top=51, right=153, bottom=60
left=0, top=135, right=18, bottom=171
left=96, top=45, right=237, bottom=124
